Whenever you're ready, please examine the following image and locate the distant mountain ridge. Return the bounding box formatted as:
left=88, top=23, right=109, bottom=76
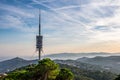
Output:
left=0, top=53, right=120, bottom=74
left=44, top=52, right=113, bottom=60
left=77, top=56, right=120, bottom=73
left=0, top=52, right=119, bottom=61
left=0, top=57, right=37, bottom=73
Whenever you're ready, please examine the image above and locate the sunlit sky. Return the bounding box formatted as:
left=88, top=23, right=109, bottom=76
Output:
left=0, top=0, right=120, bottom=58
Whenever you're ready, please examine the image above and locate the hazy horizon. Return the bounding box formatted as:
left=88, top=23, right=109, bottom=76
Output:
left=0, top=52, right=120, bottom=62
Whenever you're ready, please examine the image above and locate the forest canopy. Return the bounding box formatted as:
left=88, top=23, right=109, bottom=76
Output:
left=0, top=58, right=74, bottom=80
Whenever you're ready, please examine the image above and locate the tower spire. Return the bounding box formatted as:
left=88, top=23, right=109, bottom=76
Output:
left=36, top=9, right=43, bottom=60
left=39, top=9, right=41, bottom=36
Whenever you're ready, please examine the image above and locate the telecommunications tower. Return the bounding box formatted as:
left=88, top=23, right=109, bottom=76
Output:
left=36, top=10, right=43, bottom=60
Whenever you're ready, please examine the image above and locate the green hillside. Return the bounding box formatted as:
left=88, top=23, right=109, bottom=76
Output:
left=0, top=58, right=118, bottom=80
left=59, top=64, right=117, bottom=80
left=0, top=58, right=74, bottom=80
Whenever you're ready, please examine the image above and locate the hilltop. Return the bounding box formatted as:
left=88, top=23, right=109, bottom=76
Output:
left=0, top=58, right=117, bottom=80
left=0, top=58, right=74, bottom=80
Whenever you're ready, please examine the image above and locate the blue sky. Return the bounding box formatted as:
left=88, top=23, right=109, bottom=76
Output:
left=0, top=0, right=120, bottom=58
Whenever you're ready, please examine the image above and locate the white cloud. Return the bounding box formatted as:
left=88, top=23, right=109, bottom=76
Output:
left=36, top=0, right=120, bottom=45
left=0, top=2, right=39, bottom=32
left=0, top=3, right=35, bottom=18
left=0, top=15, right=37, bottom=32
left=1, top=0, right=120, bottom=55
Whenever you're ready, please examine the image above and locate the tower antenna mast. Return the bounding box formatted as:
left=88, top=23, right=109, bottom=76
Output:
left=39, top=9, right=41, bottom=36
left=36, top=9, right=43, bottom=60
